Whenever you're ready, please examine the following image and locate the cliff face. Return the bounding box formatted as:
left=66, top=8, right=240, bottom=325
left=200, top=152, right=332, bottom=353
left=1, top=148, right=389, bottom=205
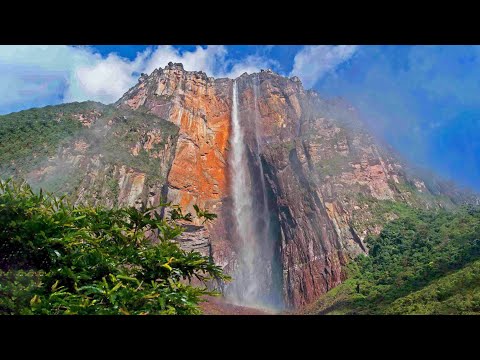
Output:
left=1, top=63, right=471, bottom=310
left=115, top=63, right=237, bottom=274
left=116, top=63, right=231, bottom=213
left=231, top=72, right=438, bottom=307
left=115, top=64, right=460, bottom=308
left=20, top=105, right=179, bottom=211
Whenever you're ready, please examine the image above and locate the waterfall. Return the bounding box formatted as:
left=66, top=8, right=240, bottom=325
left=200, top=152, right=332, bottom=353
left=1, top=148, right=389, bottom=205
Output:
left=252, top=75, right=270, bottom=248
left=227, top=79, right=282, bottom=310
left=229, top=80, right=261, bottom=307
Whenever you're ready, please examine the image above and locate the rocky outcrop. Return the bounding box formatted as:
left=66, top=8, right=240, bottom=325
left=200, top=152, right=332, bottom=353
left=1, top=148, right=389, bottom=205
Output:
left=175, top=223, right=211, bottom=257
left=117, top=63, right=231, bottom=216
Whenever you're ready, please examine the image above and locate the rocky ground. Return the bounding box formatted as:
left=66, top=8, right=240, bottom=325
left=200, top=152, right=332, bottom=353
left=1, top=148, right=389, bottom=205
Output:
left=199, top=296, right=275, bottom=315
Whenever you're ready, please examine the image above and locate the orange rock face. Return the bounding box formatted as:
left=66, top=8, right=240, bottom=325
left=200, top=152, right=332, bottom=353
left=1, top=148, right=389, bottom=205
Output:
left=116, top=64, right=237, bottom=288
left=117, top=63, right=231, bottom=216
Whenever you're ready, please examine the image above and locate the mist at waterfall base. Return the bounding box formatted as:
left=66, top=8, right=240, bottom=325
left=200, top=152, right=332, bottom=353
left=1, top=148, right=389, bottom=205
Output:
left=225, top=79, right=284, bottom=311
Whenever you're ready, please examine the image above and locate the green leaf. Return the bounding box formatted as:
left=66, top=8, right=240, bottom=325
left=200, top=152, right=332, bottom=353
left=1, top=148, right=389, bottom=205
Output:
left=0, top=178, right=227, bottom=315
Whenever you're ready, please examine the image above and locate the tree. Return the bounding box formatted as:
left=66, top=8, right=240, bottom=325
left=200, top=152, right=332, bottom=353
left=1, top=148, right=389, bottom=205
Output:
left=0, top=178, right=230, bottom=315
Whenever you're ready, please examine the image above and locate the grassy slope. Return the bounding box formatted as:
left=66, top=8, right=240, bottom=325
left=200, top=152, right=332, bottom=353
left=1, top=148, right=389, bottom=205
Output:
left=386, top=260, right=480, bottom=314
left=304, top=205, right=480, bottom=315
left=0, top=101, right=103, bottom=175
left=304, top=260, right=480, bottom=315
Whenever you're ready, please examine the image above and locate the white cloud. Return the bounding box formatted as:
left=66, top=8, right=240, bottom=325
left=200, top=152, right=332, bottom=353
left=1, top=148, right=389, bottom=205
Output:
left=222, top=55, right=280, bottom=78
left=143, top=45, right=228, bottom=76
left=0, top=45, right=119, bottom=112
left=64, top=50, right=150, bottom=104
left=289, top=45, right=358, bottom=88
left=0, top=45, right=280, bottom=114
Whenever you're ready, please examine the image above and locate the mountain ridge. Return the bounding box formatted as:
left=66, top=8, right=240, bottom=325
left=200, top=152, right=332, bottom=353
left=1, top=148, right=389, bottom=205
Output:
left=1, top=62, right=478, bottom=310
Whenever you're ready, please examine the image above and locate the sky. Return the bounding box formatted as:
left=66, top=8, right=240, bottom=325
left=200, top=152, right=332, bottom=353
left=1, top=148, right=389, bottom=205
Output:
left=0, top=45, right=478, bottom=191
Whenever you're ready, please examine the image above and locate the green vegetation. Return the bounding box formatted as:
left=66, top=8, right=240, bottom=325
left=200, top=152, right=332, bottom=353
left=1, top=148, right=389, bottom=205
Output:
left=308, top=204, right=480, bottom=314
left=351, top=193, right=416, bottom=231
left=0, top=102, right=179, bottom=205
left=316, top=153, right=351, bottom=179
left=0, top=179, right=229, bottom=315
left=386, top=260, right=480, bottom=314
left=0, top=102, right=104, bottom=176
left=389, top=178, right=456, bottom=209
left=268, top=139, right=297, bottom=153
left=98, top=107, right=179, bottom=183
left=106, top=175, right=120, bottom=200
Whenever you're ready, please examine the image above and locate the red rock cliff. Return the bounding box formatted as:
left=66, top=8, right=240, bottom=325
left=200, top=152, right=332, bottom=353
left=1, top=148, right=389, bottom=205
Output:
left=5, top=63, right=469, bottom=310
left=36, top=63, right=450, bottom=307
left=115, top=64, right=456, bottom=309
left=117, top=63, right=231, bottom=214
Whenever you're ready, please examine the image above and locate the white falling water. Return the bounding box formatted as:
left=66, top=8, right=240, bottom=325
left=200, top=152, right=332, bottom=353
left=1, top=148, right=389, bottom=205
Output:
left=252, top=75, right=270, bottom=247
left=229, top=80, right=263, bottom=307
left=227, top=78, right=284, bottom=310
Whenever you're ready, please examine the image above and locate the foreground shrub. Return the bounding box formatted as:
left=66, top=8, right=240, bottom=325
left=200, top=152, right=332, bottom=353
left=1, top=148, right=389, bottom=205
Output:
left=0, top=178, right=229, bottom=315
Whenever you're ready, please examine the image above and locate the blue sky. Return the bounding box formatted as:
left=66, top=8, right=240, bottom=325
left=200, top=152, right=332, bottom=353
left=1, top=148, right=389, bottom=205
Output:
left=0, top=45, right=478, bottom=191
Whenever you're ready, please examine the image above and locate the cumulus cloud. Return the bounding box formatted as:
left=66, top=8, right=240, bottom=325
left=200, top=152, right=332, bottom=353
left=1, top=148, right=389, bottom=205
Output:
left=0, top=45, right=280, bottom=114
left=64, top=50, right=150, bottom=104
left=289, top=45, right=358, bottom=88
left=143, top=45, right=228, bottom=76
left=0, top=45, right=128, bottom=113
left=222, top=55, right=280, bottom=78
left=0, top=46, right=90, bottom=113
left=0, top=45, right=357, bottom=114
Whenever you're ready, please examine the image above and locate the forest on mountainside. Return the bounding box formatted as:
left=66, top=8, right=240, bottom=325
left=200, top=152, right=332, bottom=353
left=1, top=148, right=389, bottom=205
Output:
left=306, top=203, right=480, bottom=314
